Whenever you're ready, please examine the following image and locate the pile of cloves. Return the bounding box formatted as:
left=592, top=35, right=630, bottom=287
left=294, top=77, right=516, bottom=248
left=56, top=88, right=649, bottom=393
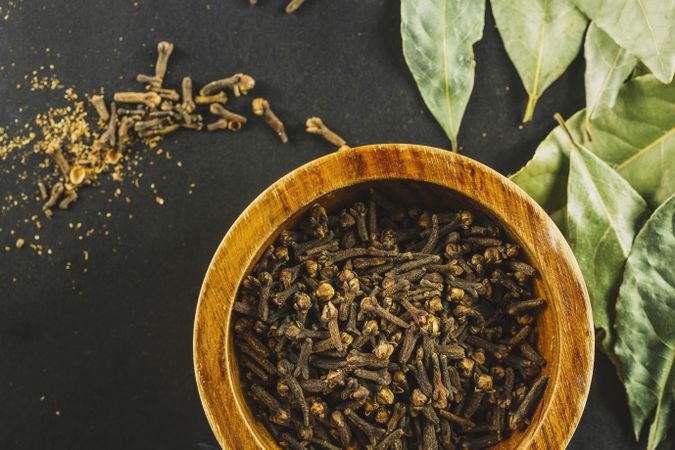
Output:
left=117, top=41, right=259, bottom=139
left=39, top=40, right=260, bottom=217
left=233, top=189, right=548, bottom=449
left=102, top=42, right=258, bottom=153
left=39, top=40, right=348, bottom=217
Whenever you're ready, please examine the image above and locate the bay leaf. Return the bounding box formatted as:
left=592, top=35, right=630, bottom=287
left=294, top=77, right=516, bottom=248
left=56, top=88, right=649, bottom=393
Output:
left=513, top=76, right=674, bottom=214
left=586, top=75, right=675, bottom=208
left=491, top=0, right=588, bottom=122
left=584, top=22, right=637, bottom=136
left=401, top=0, right=486, bottom=151
left=614, top=195, right=675, bottom=450
left=567, top=143, right=648, bottom=354
left=573, top=0, right=675, bottom=84
left=509, top=110, right=587, bottom=230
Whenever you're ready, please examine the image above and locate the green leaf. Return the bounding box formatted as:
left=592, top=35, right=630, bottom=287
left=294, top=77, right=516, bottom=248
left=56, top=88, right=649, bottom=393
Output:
left=586, top=75, right=675, bottom=208
left=573, top=0, right=675, bottom=84
left=584, top=22, right=637, bottom=136
left=567, top=144, right=648, bottom=354
left=509, top=110, right=587, bottom=228
left=614, top=195, right=675, bottom=449
left=491, top=0, right=588, bottom=122
left=401, top=0, right=486, bottom=151
left=513, top=76, right=675, bottom=213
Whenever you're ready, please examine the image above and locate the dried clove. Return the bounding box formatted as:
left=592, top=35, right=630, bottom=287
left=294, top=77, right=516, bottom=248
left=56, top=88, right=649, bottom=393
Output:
left=200, top=73, right=255, bottom=97
left=42, top=181, right=65, bottom=216
left=89, top=95, right=110, bottom=121
left=508, top=376, right=548, bottom=430
left=113, top=91, right=162, bottom=108
left=207, top=118, right=241, bottom=132
left=286, top=0, right=307, bottom=13
left=45, top=139, right=70, bottom=177
left=250, top=384, right=291, bottom=426
left=154, top=41, right=174, bottom=85
left=344, top=408, right=386, bottom=444
left=181, top=76, right=196, bottom=113
left=210, top=103, right=247, bottom=125
left=252, top=97, right=288, bottom=143
left=58, top=190, right=78, bottom=210
left=305, top=117, right=349, bottom=150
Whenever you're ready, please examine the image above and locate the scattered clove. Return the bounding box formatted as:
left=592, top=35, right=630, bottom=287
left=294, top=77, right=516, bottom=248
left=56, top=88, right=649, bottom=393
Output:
left=286, top=0, right=307, bottom=13
left=113, top=91, right=162, bottom=108
left=42, top=182, right=64, bottom=215
left=181, top=76, right=196, bottom=113
left=200, top=73, right=255, bottom=97
left=208, top=103, right=247, bottom=132
left=154, top=41, right=174, bottom=85
left=195, top=92, right=228, bottom=104
left=89, top=95, right=110, bottom=121
left=11, top=39, right=356, bottom=231
left=305, top=117, right=349, bottom=150
left=252, top=97, right=288, bottom=143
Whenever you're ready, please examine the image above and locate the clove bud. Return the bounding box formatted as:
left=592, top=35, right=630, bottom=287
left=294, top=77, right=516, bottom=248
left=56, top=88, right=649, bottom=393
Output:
left=252, top=97, right=288, bottom=143
left=306, top=116, right=349, bottom=150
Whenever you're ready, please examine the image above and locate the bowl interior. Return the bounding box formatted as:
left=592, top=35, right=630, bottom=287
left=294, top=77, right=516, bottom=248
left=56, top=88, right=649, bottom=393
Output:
left=227, top=179, right=559, bottom=449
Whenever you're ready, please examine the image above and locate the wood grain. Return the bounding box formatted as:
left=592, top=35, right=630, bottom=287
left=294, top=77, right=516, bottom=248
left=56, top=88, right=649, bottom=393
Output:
left=193, top=144, right=594, bottom=449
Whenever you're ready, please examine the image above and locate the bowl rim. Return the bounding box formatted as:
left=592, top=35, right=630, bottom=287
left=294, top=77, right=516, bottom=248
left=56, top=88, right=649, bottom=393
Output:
left=194, top=143, right=594, bottom=450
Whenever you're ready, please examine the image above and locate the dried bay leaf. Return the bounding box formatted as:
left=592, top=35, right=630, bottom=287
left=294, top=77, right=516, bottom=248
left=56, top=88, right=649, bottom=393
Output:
left=491, top=0, right=587, bottom=122
left=509, top=110, right=587, bottom=232
left=573, top=0, right=675, bottom=84
left=614, top=195, right=675, bottom=450
left=567, top=144, right=648, bottom=355
left=513, top=75, right=674, bottom=220
left=584, top=22, right=637, bottom=136
left=401, top=0, right=486, bottom=152
left=585, top=75, right=675, bottom=209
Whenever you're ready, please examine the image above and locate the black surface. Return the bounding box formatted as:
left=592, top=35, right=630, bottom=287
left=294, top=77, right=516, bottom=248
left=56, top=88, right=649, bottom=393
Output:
left=0, top=1, right=670, bottom=449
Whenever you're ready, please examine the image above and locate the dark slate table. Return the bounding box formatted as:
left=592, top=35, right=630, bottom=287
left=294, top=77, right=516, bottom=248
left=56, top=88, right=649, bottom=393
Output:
left=1, top=1, right=668, bottom=449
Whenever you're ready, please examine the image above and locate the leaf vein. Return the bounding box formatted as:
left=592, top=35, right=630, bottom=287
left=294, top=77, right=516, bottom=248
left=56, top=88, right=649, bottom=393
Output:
left=635, top=0, right=667, bottom=77
left=616, top=126, right=675, bottom=173
left=442, top=0, right=454, bottom=144
left=589, top=46, right=626, bottom=120
left=531, top=0, right=549, bottom=97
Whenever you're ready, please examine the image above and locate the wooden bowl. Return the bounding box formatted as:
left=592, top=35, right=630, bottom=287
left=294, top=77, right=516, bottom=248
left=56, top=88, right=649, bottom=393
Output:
left=194, top=144, right=594, bottom=450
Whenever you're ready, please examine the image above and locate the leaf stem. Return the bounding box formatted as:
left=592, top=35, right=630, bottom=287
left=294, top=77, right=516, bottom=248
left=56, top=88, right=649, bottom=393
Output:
left=450, top=136, right=458, bottom=153
left=553, top=113, right=579, bottom=149
left=583, top=118, right=593, bottom=143
left=523, top=94, right=538, bottom=122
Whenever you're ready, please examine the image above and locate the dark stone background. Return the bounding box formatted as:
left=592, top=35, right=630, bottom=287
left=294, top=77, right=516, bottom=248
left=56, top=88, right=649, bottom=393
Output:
left=0, top=1, right=669, bottom=449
